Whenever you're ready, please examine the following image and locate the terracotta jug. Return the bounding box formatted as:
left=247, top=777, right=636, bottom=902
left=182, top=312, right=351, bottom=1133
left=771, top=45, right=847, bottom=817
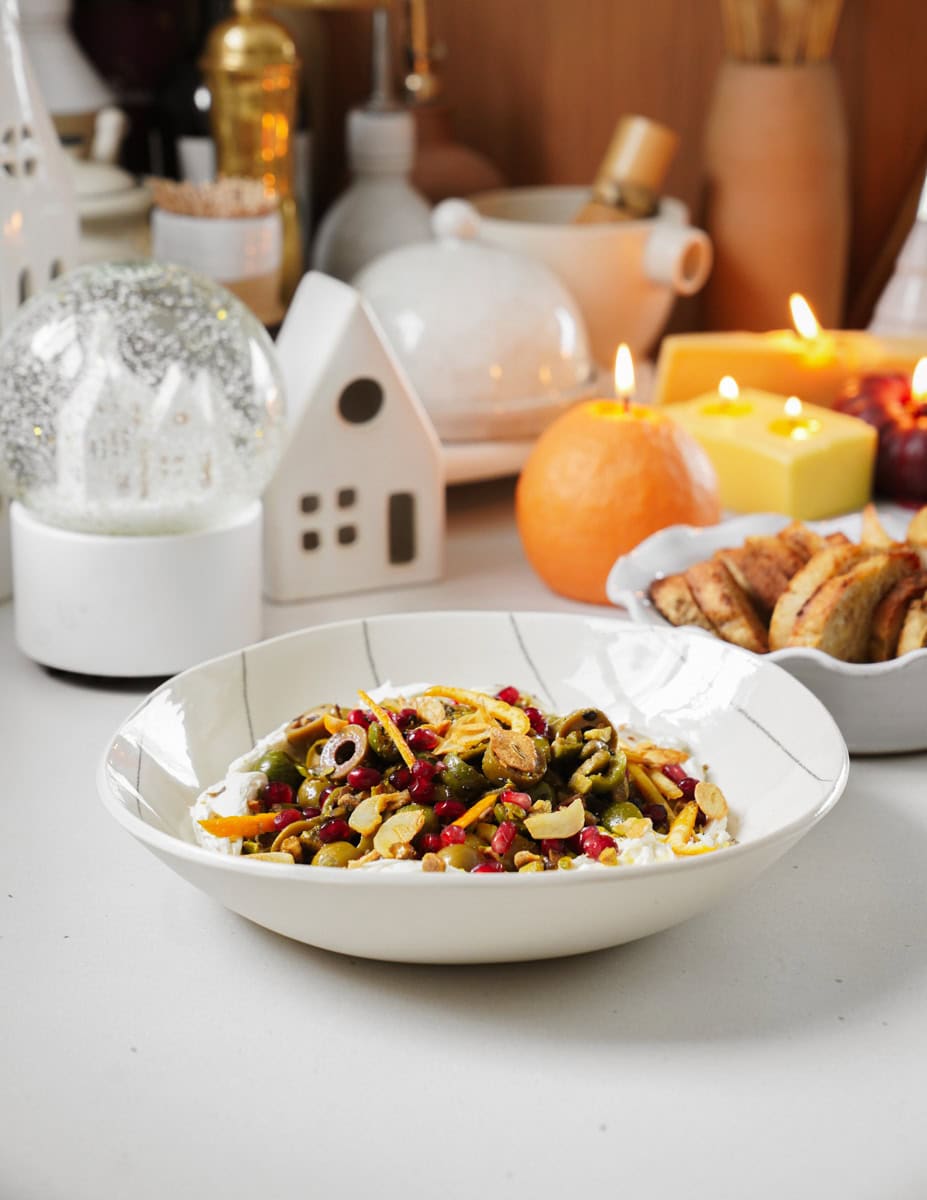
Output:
left=702, top=61, right=849, bottom=331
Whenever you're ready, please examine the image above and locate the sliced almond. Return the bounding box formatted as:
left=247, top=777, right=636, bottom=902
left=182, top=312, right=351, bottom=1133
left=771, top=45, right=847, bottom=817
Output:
left=647, top=769, right=684, bottom=800
left=373, top=808, right=425, bottom=858
left=524, top=796, right=585, bottom=840
left=694, top=780, right=728, bottom=821
left=616, top=817, right=651, bottom=840
left=619, top=739, right=689, bottom=768
left=348, top=793, right=390, bottom=836
left=347, top=849, right=382, bottom=869
left=424, top=686, right=531, bottom=734
left=513, top=850, right=543, bottom=869
left=422, top=852, right=446, bottom=872
left=246, top=851, right=295, bottom=863
left=413, top=695, right=449, bottom=726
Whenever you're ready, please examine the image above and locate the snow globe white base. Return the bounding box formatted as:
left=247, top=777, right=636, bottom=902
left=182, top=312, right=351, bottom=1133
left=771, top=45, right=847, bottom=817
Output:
left=11, top=500, right=262, bottom=677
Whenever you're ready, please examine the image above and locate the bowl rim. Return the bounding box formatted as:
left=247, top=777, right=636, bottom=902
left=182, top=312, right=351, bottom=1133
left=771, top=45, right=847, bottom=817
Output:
left=469, top=187, right=688, bottom=233
left=98, top=610, right=850, bottom=888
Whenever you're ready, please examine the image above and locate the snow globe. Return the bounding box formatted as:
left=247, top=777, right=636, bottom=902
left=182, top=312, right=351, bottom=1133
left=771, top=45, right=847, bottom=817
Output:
left=0, top=261, right=286, bottom=675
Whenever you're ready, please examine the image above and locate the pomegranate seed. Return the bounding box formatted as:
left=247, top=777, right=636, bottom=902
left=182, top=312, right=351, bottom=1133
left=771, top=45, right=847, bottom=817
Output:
left=491, top=821, right=517, bottom=856
left=272, top=807, right=303, bottom=831
left=642, top=803, right=669, bottom=829
left=434, top=798, right=467, bottom=823
left=347, top=708, right=372, bottom=728
left=540, top=838, right=564, bottom=856
left=419, top=833, right=443, bottom=854
left=472, top=862, right=505, bottom=873
left=524, top=706, right=547, bottom=735
left=390, top=766, right=412, bottom=790
left=499, top=789, right=532, bottom=812
left=300, top=806, right=321, bottom=819
left=495, top=686, right=520, bottom=705
left=440, top=825, right=467, bottom=846
left=319, top=786, right=333, bottom=804
left=662, top=763, right=688, bottom=784
left=406, top=727, right=438, bottom=752
left=412, top=759, right=439, bottom=782
left=395, top=708, right=418, bottom=730
left=347, top=766, right=382, bottom=790
left=317, top=818, right=352, bottom=844
left=264, top=780, right=293, bottom=808
left=678, top=777, right=698, bottom=799
left=409, top=778, right=435, bottom=804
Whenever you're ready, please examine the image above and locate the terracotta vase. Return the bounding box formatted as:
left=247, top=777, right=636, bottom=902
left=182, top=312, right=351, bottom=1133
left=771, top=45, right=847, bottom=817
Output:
left=702, top=61, right=849, bottom=331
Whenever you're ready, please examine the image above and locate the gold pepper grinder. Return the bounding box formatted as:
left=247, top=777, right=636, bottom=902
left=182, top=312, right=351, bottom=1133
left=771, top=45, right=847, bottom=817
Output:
left=200, top=0, right=302, bottom=303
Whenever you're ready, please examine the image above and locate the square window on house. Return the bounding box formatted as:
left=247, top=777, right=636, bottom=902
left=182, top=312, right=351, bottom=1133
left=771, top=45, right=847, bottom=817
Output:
left=302, top=530, right=320, bottom=551
left=300, top=494, right=320, bottom=514
left=337, top=487, right=356, bottom=509
left=337, top=525, right=357, bottom=546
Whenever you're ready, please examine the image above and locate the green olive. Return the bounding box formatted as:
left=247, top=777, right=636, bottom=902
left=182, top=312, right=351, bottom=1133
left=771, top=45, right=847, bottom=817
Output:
left=256, top=747, right=303, bottom=789
left=297, top=776, right=329, bottom=807
left=601, top=800, right=643, bottom=834
left=437, top=843, right=482, bottom=871
left=442, top=754, right=488, bottom=797
left=311, top=841, right=362, bottom=868
left=368, top=722, right=400, bottom=762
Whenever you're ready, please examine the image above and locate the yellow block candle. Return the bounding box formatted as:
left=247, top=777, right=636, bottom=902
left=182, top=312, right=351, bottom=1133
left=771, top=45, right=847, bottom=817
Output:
left=669, top=377, right=877, bottom=518
left=654, top=294, right=927, bottom=410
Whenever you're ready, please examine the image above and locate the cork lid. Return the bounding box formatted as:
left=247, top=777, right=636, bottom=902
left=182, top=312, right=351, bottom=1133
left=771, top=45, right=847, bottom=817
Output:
left=592, top=115, right=678, bottom=199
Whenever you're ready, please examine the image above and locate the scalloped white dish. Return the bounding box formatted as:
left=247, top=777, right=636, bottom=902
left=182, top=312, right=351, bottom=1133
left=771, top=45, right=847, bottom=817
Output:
left=606, top=510, right=927, bottom=755
left=98, top=612, right=848, bottom=963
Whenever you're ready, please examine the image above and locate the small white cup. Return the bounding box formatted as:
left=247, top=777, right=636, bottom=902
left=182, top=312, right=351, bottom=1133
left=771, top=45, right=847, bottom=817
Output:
left=151, top=206, right=284, bottom=325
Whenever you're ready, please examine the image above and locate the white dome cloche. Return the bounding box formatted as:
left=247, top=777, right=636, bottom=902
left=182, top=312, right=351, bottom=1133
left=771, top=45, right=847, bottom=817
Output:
left=353, top=199, right=596, bottom=441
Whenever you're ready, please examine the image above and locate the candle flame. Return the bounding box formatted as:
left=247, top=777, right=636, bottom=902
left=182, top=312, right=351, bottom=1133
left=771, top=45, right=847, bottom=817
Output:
left=913, top=357, right=927, bottom=401
left=789, top=293, right=821, bottom=340
left=614, top=343, right=635, bottom=398
left=784, top=396, right=803, bottom=419
left=718, top=375, right=739, bottom=401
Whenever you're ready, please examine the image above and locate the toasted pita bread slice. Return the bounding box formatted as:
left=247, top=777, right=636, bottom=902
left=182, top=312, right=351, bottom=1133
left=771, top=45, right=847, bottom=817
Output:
left=907, top=506, right=927, bottom=547
left=768, top=544, right=869, bottom=651
left=684, top=559, right=768, bottom=653
left=649, top=574, right=715, bottom=632
left=860, top=503, right=896, bottom=550
left=897, top=596, right=927, bottom=656
left=788, top=551, right=920, bottom=661
left=716, top=546, right=791, bottom=620
left=868, top=572, right=927, bottom=661
left=824, top=531, right=852, bottom=547
left=776, top=521, right=825, bottom=562
left=743, top=534, right=807, bottom=578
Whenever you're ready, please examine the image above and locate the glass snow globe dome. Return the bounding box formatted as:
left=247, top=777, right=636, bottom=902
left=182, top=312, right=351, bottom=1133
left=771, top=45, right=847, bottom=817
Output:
left=0, top=261, right=285, bottom=535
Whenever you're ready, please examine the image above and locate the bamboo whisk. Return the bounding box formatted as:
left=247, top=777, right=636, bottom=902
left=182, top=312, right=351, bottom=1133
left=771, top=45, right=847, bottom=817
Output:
left=720, top=0, right=844, bottom=63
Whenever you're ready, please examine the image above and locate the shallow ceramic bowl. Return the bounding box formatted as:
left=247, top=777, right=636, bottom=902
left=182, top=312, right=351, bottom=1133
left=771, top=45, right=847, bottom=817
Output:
left=99, top=612, right=848, bottom=964
left=606, top=511, right=927, bottom=755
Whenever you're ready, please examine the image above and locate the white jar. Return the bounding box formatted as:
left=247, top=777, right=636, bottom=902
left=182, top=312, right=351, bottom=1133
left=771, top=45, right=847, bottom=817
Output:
left=312, top=107, right=432, bottom=282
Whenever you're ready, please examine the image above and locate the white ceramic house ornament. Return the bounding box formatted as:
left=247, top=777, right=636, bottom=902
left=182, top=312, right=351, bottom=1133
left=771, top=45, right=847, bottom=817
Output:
left=263, top=271, right=445, bottom=601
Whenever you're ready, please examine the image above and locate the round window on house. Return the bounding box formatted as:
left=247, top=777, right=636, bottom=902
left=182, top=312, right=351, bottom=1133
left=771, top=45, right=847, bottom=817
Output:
left=338, top=378, right=384, bottom=424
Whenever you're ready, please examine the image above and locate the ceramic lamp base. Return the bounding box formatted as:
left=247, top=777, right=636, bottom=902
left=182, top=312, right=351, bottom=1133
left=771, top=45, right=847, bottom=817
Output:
left=10, top=500, right=263, bottom=677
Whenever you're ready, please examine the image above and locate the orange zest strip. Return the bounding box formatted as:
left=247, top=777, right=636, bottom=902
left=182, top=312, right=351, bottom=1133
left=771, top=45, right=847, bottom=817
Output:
left=358, top=690, right=416, bottom=769
left=452, top=791, right=500, bottom=830
left=324, top=712, right=348, bottom=735
left=198, top=812, right=278, bottom=838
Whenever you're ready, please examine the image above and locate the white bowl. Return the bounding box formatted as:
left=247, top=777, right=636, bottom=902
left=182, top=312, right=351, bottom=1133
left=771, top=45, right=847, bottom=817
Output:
left=98, top=612, right=848, bottom=964
left=470, top=186, right=712, bottom=366
left=606, top=511, right=927, bottom=755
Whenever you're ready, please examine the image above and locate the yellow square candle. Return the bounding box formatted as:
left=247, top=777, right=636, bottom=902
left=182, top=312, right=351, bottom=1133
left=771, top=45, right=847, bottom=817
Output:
left=669, top=381, right=877, bottom=518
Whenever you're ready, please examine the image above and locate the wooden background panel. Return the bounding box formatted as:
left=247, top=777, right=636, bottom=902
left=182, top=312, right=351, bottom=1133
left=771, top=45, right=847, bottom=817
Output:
left=424, top=0, right=927, bottom=327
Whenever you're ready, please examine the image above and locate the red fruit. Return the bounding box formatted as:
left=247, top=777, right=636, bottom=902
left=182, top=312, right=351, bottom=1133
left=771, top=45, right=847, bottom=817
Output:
left=272, top=807, right=303, bottom=831
left=318, top=818, right=352, bottom=844
left=472, top=862, right=505, bottom=873
left=499, top=789, right=532, bottom=812
left=396, top=708, right=418, bottom=730
left=434, top=798, right=467, bottom=823
left=662, top=763, right=689, bottom=785
left=347, top=708, right=372, bottom=728
left=540, top=838, right=564, bottom=856
left=678, top=777, right=698, bottom=800
left=389, top=766, right=412, bottom=790
left=836, top=372, right=927, bottom=501
left=263, top=780, right=294, bottom=808
left=419, top=833, right=443, bottom=854
left=440, top=824, right=467, bottom=846
left=300, top=806, right=321, bottom=819
left=491, top=821, right=517, bottom=856
left=412, top=759, right=439, bottom=781
left=407, top=727, right=439, bottom=752
left=524, top=706, right=547, bottom=735
left=495, top=686, right=520, bottom=704
left=347, top=766, right=382, bottom=790
left=409, top=778, right=435, bottom=804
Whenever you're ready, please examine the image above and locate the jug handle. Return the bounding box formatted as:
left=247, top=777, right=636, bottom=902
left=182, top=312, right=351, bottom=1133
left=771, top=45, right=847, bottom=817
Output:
left=91, top=107, right=129, bottom=165
left=644, top=224, right=713, bottom=296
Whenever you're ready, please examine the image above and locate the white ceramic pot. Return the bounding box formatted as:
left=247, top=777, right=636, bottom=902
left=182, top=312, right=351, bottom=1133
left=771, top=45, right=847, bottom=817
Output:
left=470, top=186, right=712, bottom=366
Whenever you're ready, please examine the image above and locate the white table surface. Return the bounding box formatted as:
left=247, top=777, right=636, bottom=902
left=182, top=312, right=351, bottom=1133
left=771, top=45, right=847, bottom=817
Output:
left=2, top=479, right=926, bottom=1200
